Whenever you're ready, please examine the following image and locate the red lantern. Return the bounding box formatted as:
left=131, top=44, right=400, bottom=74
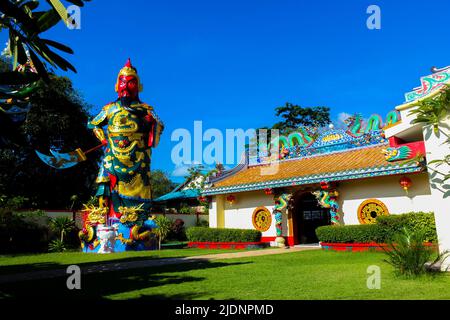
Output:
left=399, top=176, right=412, bottom=194
left=226, top=194, right=236, bottom=204
left=264, top=188, right=273, bottom=195
left=320, top=181, right=329, bottom=190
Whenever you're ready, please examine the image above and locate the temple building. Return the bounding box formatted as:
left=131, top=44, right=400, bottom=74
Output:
left=201, top=67, right=450, bottom=250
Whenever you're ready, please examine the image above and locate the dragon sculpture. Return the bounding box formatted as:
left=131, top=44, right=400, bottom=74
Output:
left=344, top=111, right=401, bottom=137
left=382, top=146, right=412, bottom=162
left=312, top=189, right=340, bottom=225
left=272, top=193, right=291, bottom=246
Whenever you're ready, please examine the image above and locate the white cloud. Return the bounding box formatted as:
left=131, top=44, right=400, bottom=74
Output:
left=337, top=112, right=351, bottom=124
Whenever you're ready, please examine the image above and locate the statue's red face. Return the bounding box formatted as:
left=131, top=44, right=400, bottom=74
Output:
left=118, top=75, right=139, bottom=99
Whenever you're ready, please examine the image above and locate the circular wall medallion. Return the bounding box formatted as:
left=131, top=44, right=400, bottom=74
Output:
left=252, top=207, right=272, bottom=232
left=357, top=199, right=389, bottom=224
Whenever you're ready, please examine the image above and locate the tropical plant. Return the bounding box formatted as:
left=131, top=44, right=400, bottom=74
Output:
left=48, top=238, right=66, bottom=252
left=49, top=216, right=74, bottom=243
left=0, top=0, right=92, bottom=84
left=154, top=215, right=173, bottom=250
left=382, top=227, right=448, bottom=277
left=409, top=86, right=450, bottom=134
left=408, top=86, right=450, bottom=186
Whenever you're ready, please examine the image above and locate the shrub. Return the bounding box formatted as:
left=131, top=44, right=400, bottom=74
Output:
left=186, top=227, right=261, bottom=243
left=195, top=219, right=209, bottom=227
left=383, top=227, right=446, bottom=277
left=178, top=202, right=197, bottom=215
left=316, top=224, right=382, bottom=243
left=376, top=212, right=437, bottom=243
left=48, top=238, right=67, bottom=252
left=168, top=218, right=187, bottom=241
left=316, top=212, right=438, bottom=244
left=0, top=210, right=50, bottom=254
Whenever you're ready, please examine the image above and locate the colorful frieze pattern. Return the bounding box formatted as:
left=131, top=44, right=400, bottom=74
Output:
left=202, top=162, right=423, bottom=196
left=404, top=66, right=450, bottom=103
left=249, top=111, right=400, bottom=165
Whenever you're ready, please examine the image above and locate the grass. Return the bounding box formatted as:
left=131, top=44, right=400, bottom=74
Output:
left=0, top=247, right=259, bottom=275
left=1, top=249, right=450, bottom=300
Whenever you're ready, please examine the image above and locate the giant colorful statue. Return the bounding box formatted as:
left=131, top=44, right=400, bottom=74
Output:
left=78, top=59, right=164, bottom=253
left=36, top=59, right=163, bottom=253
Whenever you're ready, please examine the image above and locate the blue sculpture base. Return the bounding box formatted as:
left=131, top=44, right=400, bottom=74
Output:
left=81, top=218, right=158, bottom=253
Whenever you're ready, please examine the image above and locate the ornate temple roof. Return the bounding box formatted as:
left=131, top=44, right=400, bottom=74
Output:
left=202, top=144, right=423, bottom=196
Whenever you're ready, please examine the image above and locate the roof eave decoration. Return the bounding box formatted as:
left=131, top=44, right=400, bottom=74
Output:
left=397, top=66, right=450, bottom=111
left=201, top=163, right=423, bottom=196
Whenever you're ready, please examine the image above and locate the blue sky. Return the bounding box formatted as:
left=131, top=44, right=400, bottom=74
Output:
left=8, top=0, right=450, bottom=182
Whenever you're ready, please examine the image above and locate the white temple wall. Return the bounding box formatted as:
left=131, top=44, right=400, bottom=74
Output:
left=422, top=118, right=450, bottom=270
left=209, top=191, right=283, bottom=237
left=339, top=173, right=432, bottom=225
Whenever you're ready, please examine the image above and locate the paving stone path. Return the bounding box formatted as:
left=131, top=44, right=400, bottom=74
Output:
left=0, top=246, right=320, bottom=284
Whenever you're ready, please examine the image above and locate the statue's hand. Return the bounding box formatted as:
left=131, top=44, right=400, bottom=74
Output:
left=144, top=114, right=153, bottom=123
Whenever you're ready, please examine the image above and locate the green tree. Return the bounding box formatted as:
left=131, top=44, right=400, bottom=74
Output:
left=154, top=215, right=173, bottom=250
left=150, top=170, right=176, bottom=199
left=272, top=102, right=330, bottom=135
left=0, top=74, right=101, bottom=209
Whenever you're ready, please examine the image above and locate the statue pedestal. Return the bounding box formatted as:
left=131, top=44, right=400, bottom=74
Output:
left=96, top=225, right=117, bottom=254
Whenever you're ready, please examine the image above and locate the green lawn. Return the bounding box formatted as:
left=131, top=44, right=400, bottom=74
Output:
left=0, top=247, right=257, bottom=275
left=1, top=249, right=450, bottom=300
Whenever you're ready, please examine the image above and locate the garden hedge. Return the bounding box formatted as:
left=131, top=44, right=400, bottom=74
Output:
left=316, top=224, right=383, bottom=243
left=186, top=227, right=261, bottom=243
left=316, top=212, right=437, bottom=244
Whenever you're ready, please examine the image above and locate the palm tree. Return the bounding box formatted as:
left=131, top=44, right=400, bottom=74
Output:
left=154, top=216, right=172, bottom=250
left=49, top=216, right=74, bottom=243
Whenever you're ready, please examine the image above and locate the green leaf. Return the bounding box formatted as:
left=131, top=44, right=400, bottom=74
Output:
left=0, top=1, right=38, bottom=33
left=41, top=46, right=76, bottom=72
left=28, top=48, right=49, bottom=81
left=20, top=1, right=40, bottom=12
left=41, top=39, right=74, bottom=54
left=36, top=9, right=61, bottom=33
left=16, top=40, right=28, bottom=65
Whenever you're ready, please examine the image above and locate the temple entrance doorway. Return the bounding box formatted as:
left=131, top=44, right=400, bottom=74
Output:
left=293, top=192, right=330, bottom=244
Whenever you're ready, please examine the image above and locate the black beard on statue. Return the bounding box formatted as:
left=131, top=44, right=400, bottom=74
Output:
left=120, top=96, right=133, bottom=107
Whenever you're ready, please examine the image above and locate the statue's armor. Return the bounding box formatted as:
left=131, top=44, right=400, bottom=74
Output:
left=89, top=100, right=163, bottom=216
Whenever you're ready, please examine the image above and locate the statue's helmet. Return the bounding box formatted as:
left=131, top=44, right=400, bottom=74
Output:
left=115, top=58, right=143, bottom=99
